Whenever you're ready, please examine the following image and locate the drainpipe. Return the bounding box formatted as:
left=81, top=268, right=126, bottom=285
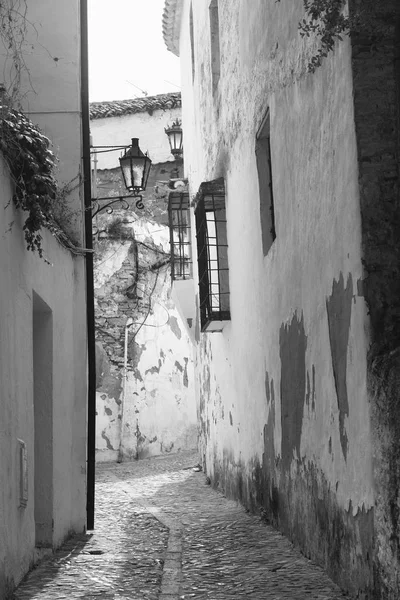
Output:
left=80, top=0, right=96, bottom=530
left=117, top=317, right=134, bottom=463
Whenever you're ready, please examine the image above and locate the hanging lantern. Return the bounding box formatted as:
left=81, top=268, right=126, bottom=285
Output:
left=119, top=138, right=152, bottom=192
left=165, top=119, right=183, bottom=159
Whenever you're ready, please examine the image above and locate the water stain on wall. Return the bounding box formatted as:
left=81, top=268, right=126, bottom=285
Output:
left=195, top=295, right=200, bottom=342
left=305, top=364, right=316, bottom=411
left=263, top=372, right=276, bottom=503
left=279, top=312, right=307, bottom=472
left=183, top=357, right=189, bottom=387
left=101, top=431, right=114, bottom=451
left=326, top=272, right=353, bottom=460
left=145, top=361, right=161, bottom=376
left=169, top=315, right=182, bottom=339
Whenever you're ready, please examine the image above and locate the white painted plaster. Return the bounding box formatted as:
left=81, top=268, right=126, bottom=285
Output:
left=177, top=0, right=373, bottom=520
left=0, top=2, right=87, bottom=591
left=171, top=279, right=197, bottom=342
left=90, top=106, right=182, bottom=170
left=0, top=161, right=87, bottom=590
left=19, top=2, right=84, bottom=228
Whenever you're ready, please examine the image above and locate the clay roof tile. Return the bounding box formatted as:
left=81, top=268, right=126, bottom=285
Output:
left=89, top=91, right=181, bottom=120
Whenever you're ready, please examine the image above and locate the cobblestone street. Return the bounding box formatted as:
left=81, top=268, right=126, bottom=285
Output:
left=13, top=452, right=347, bottom=599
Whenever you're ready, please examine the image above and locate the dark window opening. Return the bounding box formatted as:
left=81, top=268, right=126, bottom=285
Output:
left=168, top=191, right=192, bottom=280
left=256, top=109, right=276, bottom=256
left=33, top=291, right=53, bottom=548
left=195, top=178, right=230, bottom=332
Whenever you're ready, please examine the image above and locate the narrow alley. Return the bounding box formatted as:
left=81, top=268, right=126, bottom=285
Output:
left=13, top=451, right=345, bottom=600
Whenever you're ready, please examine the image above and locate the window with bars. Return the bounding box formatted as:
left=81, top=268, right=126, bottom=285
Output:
left=168, top=191, right=192, bottom=280
left=195, top=178, right=230, bottom=332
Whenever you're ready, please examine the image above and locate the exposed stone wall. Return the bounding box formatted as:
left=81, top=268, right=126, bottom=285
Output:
left=349, top=1, right=400, bottom=596
left=94, top=212, right=197, bottom=462
left=92, top=162, right=179, bottom=227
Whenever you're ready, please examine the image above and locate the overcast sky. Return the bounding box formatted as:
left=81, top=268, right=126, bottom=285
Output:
left=88, top=0, right=181, bottom=102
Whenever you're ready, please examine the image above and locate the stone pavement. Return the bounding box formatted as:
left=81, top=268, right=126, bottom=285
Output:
left=13, top=451, right=347, bottom=600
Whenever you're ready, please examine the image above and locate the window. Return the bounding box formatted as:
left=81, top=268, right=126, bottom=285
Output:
left=209, top=0, right=221, bottom=92
left=168, top=191, right=192, bottom=280
left=256, top=109, right=276, bottom=256
left=195, top=178, right=230, bottom=332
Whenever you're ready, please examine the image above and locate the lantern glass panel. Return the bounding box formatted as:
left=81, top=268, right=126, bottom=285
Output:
left=172, top=130, right=183, bottom=152
left=119, top=140, right=151, bottom=191
left=142, top=155, right=151, bottom=189
left=131, top=157, right=146, bottom=189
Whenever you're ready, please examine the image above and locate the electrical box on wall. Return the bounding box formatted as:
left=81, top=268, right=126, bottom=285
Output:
left=18, top=439, right=28, bottom=508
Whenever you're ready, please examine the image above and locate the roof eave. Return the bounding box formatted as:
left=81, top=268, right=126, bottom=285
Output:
left=89, top=91, right=182, bottom=120
left=162, top=0, right=183, bottom=57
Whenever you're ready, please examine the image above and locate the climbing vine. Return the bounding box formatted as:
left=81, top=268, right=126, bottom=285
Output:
left=298, top=0, right=349, bottom=71
left=0, top=105, right=85, bottom=257
left=0, top=0, right=32, bottom=104
left=0, top=3, right=87, bottom=258
left=278, top=0, right=381, bottom=72
left=1, top=106, right=58, bottom=255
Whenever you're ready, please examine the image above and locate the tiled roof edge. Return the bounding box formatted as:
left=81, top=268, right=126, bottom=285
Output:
left=162, top=0, right=183, bottom=56
left=89, top=92, right=181, bottom=120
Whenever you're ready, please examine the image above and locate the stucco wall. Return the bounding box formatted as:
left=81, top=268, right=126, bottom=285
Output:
left=0, top=2, right=87, bottom=596
left=178, top=0, right=375, bottom=596
left=94, top=216, right=197, bottom=462
left=0, top=160, right=87, bottom=596
left=90, top=105, right=182, bottom=170
left=20, top=1, right=84, bottom=228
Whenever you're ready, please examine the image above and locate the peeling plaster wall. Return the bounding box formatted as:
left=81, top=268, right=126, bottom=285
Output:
left=94, top=216, right=197, bottom=462
left=179, top=0, right=377, bottom=596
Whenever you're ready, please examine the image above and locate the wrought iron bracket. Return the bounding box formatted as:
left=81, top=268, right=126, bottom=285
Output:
left=91, top=194, right=144, bottom=218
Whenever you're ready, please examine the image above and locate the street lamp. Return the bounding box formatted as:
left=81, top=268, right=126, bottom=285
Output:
left=119, top=138, right=152, bottom=193
left=165, top=119, right=183, bottom=159
left=91, top=138, right=152, bottom=216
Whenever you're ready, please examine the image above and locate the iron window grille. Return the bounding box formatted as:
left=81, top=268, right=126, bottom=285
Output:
left=195, top=178, right=230, bottom=332
left=168, top=191, right=192, bottom=280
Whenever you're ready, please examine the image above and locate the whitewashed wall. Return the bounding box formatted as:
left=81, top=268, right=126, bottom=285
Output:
left=176, top=0, right=373, bottom=594
left=0, top=2, right=87, bottom=595
left=90, top=106, right=182, bottom=170
left=0, top=164, right=87, bottom=592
